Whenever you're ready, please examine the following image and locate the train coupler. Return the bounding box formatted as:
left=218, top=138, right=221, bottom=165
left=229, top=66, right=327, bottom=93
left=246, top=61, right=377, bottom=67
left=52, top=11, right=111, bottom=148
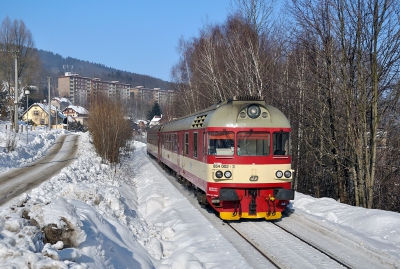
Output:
left=248, top=190, right=257, bottom=215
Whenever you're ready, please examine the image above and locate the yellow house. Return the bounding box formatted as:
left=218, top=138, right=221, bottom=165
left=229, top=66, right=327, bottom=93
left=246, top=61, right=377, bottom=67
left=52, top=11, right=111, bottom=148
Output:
left=21, top=103, right=65, bottom=127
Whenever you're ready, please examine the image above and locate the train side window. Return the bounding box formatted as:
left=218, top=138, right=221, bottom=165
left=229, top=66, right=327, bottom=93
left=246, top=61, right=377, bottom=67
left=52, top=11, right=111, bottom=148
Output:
left=182, top=134, right=184, bottom=155
left=273, top=131, right=290, bottom=155
left=166, top=134, right=169, bottom=150
left=193, top=132, right=198, bottom=158
left=174, top=134, right=177, bottom=152
left=184, top=133, right=189, bottom=155
left=203, top=132, right=206, bottom=155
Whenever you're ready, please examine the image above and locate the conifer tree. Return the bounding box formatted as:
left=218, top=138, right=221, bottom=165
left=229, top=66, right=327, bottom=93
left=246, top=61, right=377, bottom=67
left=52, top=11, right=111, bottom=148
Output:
left=147, top=102, right=162, bottom=120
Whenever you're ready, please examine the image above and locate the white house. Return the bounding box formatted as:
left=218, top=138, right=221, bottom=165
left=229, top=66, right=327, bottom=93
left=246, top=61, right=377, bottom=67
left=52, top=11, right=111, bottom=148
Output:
left=149, top=115, right=162, bottom=127
left=62, top=105, right=89, bottom=126
left=51, top=97, right=72, bottom=111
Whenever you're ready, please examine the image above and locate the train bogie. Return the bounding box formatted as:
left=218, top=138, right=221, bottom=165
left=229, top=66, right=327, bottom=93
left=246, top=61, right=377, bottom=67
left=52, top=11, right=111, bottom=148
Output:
left=147, top=96, right=295, bottom=221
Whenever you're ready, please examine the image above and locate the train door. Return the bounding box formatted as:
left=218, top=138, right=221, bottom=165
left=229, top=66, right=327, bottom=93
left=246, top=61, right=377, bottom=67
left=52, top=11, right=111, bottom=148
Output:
left=158, top=133, right=161, bottom=162
left=177, top=134, right=181, bottom=175
left=180, top=132, right=187, bottom=174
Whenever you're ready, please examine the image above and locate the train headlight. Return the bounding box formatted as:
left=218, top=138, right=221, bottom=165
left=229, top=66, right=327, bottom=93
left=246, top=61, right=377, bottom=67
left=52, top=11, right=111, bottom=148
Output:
left=247, top=105, right=261, bottom=119
left=224, top=170, right=232, bottom=178
left=275, top=170, right=283, bottom=178
left=215, top=171, right=223, bottom=179
left=284, top=170, right=292, bottom=178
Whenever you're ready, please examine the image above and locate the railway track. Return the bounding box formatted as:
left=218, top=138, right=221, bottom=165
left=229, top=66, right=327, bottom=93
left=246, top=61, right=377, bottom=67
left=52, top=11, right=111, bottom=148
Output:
left=227, top=220, right=351, bottom=269
left=226, top=215, right=398, bottom=269
left=146, top=147, right=396, bottom=269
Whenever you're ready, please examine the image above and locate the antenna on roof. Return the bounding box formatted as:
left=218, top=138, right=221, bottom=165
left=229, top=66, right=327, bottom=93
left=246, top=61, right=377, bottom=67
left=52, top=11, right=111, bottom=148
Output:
left=63, top=65, right=73, bottom=73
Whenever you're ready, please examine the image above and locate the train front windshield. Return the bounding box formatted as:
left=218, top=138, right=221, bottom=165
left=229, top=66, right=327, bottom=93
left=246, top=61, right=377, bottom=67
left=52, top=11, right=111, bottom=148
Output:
left=208, top=131, right=234, bottom=155
left=237, top=131, right=270, bottom=156
left=207, top=131, right=290, bottom=156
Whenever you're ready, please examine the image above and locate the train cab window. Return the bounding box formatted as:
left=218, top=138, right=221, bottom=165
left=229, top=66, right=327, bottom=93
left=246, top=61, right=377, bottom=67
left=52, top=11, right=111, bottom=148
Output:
left=237, top=131, right=270, bottom=156
left=193, top=133, right=198, bottom=158
left=273, top=131, right=290, bottom=155
left=208, top=131, right=234, bottom=155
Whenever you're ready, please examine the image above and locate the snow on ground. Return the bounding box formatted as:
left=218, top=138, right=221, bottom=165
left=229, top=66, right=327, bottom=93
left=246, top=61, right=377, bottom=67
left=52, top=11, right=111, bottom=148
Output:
left=0, top=122, right=250, bottom=268
left=0, top=120, right=399, bottom=268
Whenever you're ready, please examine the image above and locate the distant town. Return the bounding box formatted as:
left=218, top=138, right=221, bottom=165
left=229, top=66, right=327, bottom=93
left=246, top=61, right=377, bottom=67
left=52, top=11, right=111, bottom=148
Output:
left=58, top=72, right=174, bottom=119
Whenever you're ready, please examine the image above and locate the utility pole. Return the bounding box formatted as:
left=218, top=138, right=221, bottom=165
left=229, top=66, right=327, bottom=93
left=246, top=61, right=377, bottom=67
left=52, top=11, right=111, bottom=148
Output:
left=14, top=51, right=19, bottom=133
left=0, top=49, right=19, bottom=132
left=48, top=77, right=51, bottom=131
left=0, top=49, right=18, bottom=133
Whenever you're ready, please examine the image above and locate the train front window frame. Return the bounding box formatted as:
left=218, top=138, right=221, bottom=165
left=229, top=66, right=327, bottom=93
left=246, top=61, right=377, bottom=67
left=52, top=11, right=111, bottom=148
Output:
left=273, top=131, right=290, bottom=155
left=208, top=131, right=234, bottom=156
left=237, top=131, right=270, bottom=156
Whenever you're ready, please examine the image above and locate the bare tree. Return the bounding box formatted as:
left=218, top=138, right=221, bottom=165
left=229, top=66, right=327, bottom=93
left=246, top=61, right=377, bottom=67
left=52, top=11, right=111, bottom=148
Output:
left=230, top=0, right=277, bottom=36
left=287, top=0, right=400, bottom=210
left=0, top=16, right=40, bottom=118
left=88, top=94, right=132, bottom=167
left=171, top=5, right=283, bottom=114
left=170, top=0, right=400, bottom=212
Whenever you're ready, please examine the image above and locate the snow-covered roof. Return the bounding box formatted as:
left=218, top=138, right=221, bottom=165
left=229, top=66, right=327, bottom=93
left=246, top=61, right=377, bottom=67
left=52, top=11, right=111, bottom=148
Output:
left=63, top=105, right=89, bottom=115
left=23, top=103, right=56, bottom=115
left=21, top=103, right=66, bottom=119
left=35, top=103, right=57, bottom=114
left=52, top=97, right=72, bottom=104
left=135, top=119, right=148, bottom=125
left=149, top=115, right=162, bottom=126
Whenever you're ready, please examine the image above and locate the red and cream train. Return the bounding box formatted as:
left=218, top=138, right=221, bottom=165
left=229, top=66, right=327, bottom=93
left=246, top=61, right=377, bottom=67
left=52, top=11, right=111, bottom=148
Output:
left=147, top=96, right=294, bottom=220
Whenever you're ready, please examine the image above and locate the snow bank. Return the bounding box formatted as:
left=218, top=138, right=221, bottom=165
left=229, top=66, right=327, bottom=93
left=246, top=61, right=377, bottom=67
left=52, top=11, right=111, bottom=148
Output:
left=0, top=130, right=250, bottom=268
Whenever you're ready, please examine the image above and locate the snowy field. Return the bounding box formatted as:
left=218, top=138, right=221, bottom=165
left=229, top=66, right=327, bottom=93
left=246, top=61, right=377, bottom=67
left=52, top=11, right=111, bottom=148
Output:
left=0, top=120, right=399, bottom=268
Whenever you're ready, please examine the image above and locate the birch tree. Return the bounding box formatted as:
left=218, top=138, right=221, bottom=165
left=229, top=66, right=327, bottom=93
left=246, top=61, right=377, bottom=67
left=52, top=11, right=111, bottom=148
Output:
left=288, top=0, right=400, bottom=209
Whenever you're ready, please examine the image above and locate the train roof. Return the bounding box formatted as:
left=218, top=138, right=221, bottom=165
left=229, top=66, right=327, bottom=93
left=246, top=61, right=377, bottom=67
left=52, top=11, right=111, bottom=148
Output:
left=152, top=96, right=290, bottom=133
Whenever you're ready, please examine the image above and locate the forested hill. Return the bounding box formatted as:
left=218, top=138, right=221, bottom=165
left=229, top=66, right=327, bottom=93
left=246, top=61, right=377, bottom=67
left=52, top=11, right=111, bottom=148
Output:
left=38, top=49, right=170, bottom=89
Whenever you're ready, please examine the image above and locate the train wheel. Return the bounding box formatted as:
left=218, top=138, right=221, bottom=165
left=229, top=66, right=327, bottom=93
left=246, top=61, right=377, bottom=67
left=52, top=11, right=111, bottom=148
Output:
left=196, top=190, right=207, bottom=205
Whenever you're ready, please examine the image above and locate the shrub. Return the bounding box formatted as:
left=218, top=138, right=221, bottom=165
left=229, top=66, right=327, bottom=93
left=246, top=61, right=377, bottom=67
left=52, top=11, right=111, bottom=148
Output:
left=88, top=94, right=132, bottom=165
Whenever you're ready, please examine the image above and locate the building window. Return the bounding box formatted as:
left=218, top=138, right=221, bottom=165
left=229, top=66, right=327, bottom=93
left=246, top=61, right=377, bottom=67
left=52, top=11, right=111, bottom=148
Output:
left=34, top=110, right=39, bottom=116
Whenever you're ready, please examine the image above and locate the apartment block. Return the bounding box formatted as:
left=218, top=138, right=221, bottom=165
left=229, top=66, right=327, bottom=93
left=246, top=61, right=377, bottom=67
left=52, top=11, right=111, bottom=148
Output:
left=58, top=72, right=130, bottom=106
left=130, top=86, right=174, bottom=105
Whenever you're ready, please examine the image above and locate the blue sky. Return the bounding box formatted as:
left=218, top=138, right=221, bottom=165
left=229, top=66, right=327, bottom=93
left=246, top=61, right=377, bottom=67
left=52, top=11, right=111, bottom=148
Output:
left=1, top=0, right=231, bottom=82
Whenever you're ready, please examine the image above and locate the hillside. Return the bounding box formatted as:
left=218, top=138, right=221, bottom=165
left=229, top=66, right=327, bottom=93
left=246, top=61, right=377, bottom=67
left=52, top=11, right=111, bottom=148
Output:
left=38, top=49, right=170, bottom=90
